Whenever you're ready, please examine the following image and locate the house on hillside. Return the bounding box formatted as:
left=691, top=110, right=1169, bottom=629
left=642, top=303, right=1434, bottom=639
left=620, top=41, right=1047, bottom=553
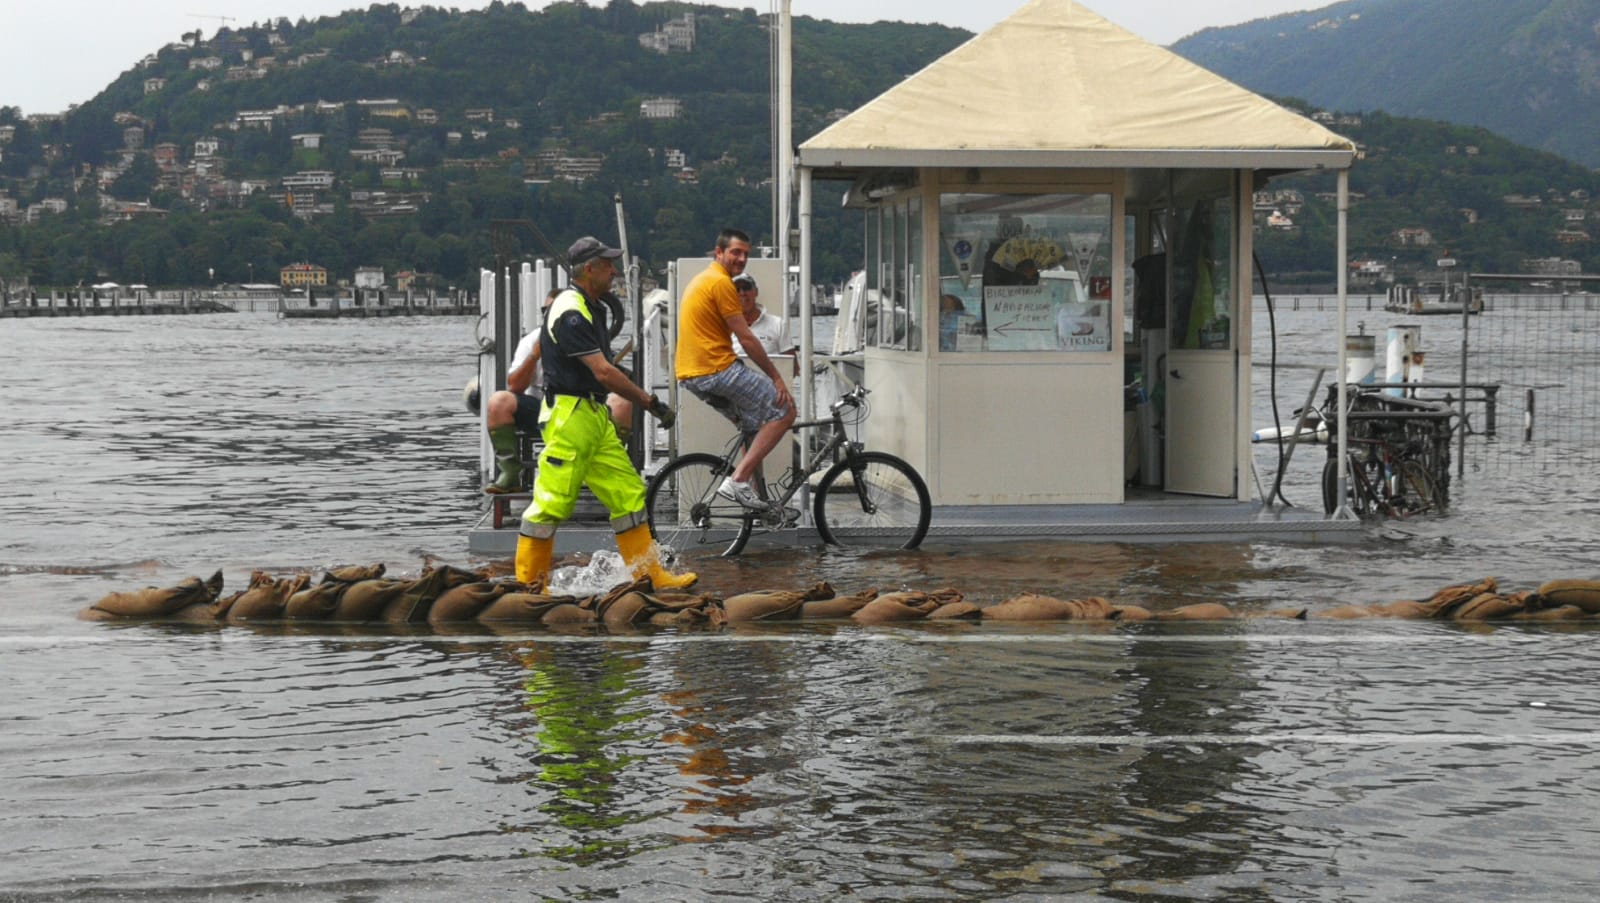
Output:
left=280, top=263, right=328, bottom=287
left=639, top=13, right=696, bottom=53
left=641, top=97, right=682, bottom=120
left=354, top=267, right=385, bottom=290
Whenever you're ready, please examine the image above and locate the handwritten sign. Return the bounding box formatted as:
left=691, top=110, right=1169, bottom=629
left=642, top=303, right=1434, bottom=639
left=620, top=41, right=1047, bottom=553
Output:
left=983, top=285, right=1057, bottom=351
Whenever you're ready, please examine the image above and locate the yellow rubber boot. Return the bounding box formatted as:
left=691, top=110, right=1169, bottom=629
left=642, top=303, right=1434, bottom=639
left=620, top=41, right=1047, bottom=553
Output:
left=616, top=523, right=697, bottom=590
left=515, top=534, right=554, bottom=590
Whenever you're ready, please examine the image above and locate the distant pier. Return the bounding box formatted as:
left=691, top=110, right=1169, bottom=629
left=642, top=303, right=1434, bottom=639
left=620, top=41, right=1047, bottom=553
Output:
left=2, top=286, right=476, bottom=318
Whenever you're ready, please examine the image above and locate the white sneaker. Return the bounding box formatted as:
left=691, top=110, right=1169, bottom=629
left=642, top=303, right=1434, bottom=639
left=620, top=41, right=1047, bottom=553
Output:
left=717, top=477, right=767, bottom=510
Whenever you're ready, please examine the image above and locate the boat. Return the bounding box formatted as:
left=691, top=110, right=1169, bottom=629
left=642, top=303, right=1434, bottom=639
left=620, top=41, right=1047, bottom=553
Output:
left=1384, top=281, right=1483, bottom=316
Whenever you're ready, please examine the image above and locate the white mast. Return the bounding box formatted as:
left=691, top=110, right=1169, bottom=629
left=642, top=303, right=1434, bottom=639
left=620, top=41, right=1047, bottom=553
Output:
left=776, top=1, right=793, bottom=270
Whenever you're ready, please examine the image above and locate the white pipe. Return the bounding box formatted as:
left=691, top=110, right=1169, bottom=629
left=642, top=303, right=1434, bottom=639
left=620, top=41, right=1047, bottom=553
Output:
left=665, top=261, right=679, bottom=459
left=777, top=0, right=793, bottom=276
left=799, top=166, right=814, bottom=422
left=798, top=165, right=814, bottom=523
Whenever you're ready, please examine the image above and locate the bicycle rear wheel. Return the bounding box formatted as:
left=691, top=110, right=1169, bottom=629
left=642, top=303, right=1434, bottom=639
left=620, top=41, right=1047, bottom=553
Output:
left=1322, top=453, right=1379, bottom=518
left=645, top=453, right=753, bottom=560
left=813, top=451, right=931, bottom=550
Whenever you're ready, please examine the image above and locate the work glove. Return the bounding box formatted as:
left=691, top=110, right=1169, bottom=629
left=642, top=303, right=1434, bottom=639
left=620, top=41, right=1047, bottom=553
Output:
left=646, top=396, right=675, bottom=429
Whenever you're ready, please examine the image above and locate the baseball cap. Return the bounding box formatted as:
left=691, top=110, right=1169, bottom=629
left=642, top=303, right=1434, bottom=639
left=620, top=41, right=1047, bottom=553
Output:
left=568, top=236, right=623, bottom=266
left=732, top=273, right=757, bottom=289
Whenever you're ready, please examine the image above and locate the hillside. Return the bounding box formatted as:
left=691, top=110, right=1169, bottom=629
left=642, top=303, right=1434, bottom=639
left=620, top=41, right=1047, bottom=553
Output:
left=1173, top=0, right=1600, bottom=169
left=0, top=2, right=968, bottom=290
left=1, top=1, right=1598, bottom=293
left=1251, top=102, right=1600, bottom=288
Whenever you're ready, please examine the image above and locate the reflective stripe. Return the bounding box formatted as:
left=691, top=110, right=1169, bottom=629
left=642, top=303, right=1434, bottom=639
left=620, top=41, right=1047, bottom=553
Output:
left=611, top=509, right=648, bottom=533
left=544, top=288, right=593, bottom=348
left=519, top=520, right=557, bottom=539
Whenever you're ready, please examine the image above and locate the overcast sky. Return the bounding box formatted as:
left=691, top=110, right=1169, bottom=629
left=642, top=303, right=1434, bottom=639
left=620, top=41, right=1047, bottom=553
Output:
left=2, top=0, right=1320, bottom=115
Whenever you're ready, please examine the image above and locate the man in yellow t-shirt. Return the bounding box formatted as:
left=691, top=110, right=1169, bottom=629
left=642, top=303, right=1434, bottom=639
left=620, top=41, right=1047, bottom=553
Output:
left=674, top=228, right=795, bottom=510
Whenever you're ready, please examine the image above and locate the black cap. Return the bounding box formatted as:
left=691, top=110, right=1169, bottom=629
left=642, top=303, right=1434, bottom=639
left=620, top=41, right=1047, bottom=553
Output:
left=732, top=273, right=757, bottom=289
left=568, top=236, right=622, bottom=266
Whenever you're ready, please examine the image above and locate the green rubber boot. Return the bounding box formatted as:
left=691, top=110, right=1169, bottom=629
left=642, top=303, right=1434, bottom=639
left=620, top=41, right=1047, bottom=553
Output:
left=483, top=424, right=524, bottom=495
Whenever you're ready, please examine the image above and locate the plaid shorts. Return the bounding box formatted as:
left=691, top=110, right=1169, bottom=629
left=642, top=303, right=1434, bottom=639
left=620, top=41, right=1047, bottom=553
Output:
left=682, top=364, right=786, bottom=435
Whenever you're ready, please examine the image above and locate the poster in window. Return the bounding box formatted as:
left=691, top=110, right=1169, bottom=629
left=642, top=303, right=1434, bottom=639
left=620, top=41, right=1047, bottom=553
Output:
left=1055, top=301, right=1111, bottom=351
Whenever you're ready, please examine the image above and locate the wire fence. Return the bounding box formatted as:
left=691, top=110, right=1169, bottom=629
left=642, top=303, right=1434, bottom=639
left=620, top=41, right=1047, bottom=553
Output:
left=1251, top=283, right=1600, bottom=512
left=1415, top=282, right=1600, bottom=482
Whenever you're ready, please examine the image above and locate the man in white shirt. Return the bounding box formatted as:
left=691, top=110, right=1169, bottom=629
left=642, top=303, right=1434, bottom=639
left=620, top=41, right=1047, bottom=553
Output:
left=482, top=290, right=557, bottom=494
left=732, top=273, right=792, bottom=356
left=481, top=288, right=632, bottom=494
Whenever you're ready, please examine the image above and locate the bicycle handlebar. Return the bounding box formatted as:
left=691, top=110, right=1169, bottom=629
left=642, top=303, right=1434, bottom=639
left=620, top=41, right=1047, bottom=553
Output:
left=830, top=384, right=870, bottom=414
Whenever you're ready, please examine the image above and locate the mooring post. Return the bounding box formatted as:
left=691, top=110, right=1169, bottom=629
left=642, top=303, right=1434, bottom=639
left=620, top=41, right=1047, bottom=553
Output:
left=1483, top=385, right=1497, bottom=436
left=1524, top=389, right=1534, bottom=442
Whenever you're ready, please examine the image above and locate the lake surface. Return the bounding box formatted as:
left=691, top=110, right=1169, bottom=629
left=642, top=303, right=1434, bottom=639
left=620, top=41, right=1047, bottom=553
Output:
left=3, top=308, right=1599, bottom=901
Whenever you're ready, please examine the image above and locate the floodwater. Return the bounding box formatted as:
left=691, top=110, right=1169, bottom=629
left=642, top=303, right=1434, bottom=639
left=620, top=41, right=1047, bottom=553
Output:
left=3, top=309, right=1599, bottom=901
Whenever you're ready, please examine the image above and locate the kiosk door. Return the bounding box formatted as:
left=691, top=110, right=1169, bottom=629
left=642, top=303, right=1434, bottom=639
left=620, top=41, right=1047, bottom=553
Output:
left=1165, top=351, right=1235, bottom=495
left=1162, top=188, right=1237, bottom=497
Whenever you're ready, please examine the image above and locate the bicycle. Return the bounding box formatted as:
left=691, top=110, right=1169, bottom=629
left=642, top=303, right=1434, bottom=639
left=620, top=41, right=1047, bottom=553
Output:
left=645, top=384, right=932, bottom=558
left=1319, top=386, right=1449, bottom=518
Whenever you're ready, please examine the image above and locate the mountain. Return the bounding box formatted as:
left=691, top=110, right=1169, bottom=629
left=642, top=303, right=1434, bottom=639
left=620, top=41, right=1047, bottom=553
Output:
left=1248, top=102, right=1600, bottom=286
left=1173, top=0, right=1600, bottom=168
left=2, top=1, right=1597, bottom=293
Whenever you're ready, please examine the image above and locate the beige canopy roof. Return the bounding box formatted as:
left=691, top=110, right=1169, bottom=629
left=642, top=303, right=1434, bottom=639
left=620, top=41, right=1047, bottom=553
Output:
left=797, top=0, right=1356, bottom=174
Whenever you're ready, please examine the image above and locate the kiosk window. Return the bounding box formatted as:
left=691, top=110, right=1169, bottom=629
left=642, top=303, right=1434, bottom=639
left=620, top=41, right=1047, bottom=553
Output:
left=1169, top=178, right=1235, bottom=350
left=938, top=192, right=1113, bottom=353
left=866, top=196, right=922, bottom=351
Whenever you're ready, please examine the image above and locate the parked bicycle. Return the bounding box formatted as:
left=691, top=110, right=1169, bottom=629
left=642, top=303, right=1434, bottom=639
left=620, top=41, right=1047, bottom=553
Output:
left=645, top=384, right=931, bottom=558
left=1319, top=386, right=1452, bottom=518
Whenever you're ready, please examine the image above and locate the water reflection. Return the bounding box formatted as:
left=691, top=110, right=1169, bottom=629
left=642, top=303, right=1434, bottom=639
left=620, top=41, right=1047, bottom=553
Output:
left=500, top=643, right=653, bottom=864
left=1107, top=628, right=1277, bottom=896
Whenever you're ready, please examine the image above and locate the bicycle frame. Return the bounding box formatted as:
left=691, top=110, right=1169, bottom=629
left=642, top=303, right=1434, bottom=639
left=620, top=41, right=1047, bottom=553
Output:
left=727, top=396, right=861, bottom=526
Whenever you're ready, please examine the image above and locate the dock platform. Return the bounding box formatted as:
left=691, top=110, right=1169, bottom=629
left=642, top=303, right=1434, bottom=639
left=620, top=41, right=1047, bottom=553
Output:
left=466, top=493, right=1362, bottom=557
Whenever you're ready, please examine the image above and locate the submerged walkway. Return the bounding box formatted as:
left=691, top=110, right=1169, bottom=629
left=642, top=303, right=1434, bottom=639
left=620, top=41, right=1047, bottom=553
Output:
left=466, top=495, right=1359, bottom=557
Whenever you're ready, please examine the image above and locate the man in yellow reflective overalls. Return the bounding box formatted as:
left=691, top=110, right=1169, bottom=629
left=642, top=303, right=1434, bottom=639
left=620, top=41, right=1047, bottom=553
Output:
left=516, top=236, right=696, bottom=591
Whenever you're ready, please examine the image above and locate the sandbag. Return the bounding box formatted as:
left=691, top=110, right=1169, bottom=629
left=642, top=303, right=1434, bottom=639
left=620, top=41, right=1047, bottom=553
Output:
left=82, top=569, right=225, bottom=619
left=427, top=580, right=523, bottom=623
left=384, top=565, right=486, bottom=623
left=927, top=600, right=982, bottom=620
left=332, top=578, right=411, bottom=621
left=226, top=573, right=310, bottom=622
left=852, top=591, right=942, bottom=623
left=1535, top=579, right=1600, bottom=614
left=723, top=590, right=809, bottom=621
left=475, top=592, right=579, bottom=623
left=285, top=581, right=348, bottom=620
left=983, top=594, right=1114, bottom=621
left=598, top=590, right=653, bottom=629
left=324, top=563, right=386, bottom=584
left=1452, top=592, right=1527, bottom=621
left=1155, top=602, right=1235, bottom=621
left=800, top=588, right=878, bottom=619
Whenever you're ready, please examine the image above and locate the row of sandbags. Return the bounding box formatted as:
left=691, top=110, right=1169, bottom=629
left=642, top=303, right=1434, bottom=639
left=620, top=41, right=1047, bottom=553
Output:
left=77, top=566, right=1600, bottom=628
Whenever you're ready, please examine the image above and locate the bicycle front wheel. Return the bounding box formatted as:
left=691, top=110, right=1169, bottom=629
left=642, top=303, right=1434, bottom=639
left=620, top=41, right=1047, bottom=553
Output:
left=1393, top=457, right=1441, bottom=516
left=645, top=453, right=752, bottom=560
left=813, top=451, right=931, bottom=550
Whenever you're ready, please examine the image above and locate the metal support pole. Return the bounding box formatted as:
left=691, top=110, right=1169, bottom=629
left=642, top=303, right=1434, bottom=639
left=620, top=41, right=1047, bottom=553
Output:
left=797, top=165, right=815, bottom=524
left=615, top=193, right=644, bottom=466
left=1334, top=170, right=1353, bottom=519
left=1457, top=271, right=1471, bottom=479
